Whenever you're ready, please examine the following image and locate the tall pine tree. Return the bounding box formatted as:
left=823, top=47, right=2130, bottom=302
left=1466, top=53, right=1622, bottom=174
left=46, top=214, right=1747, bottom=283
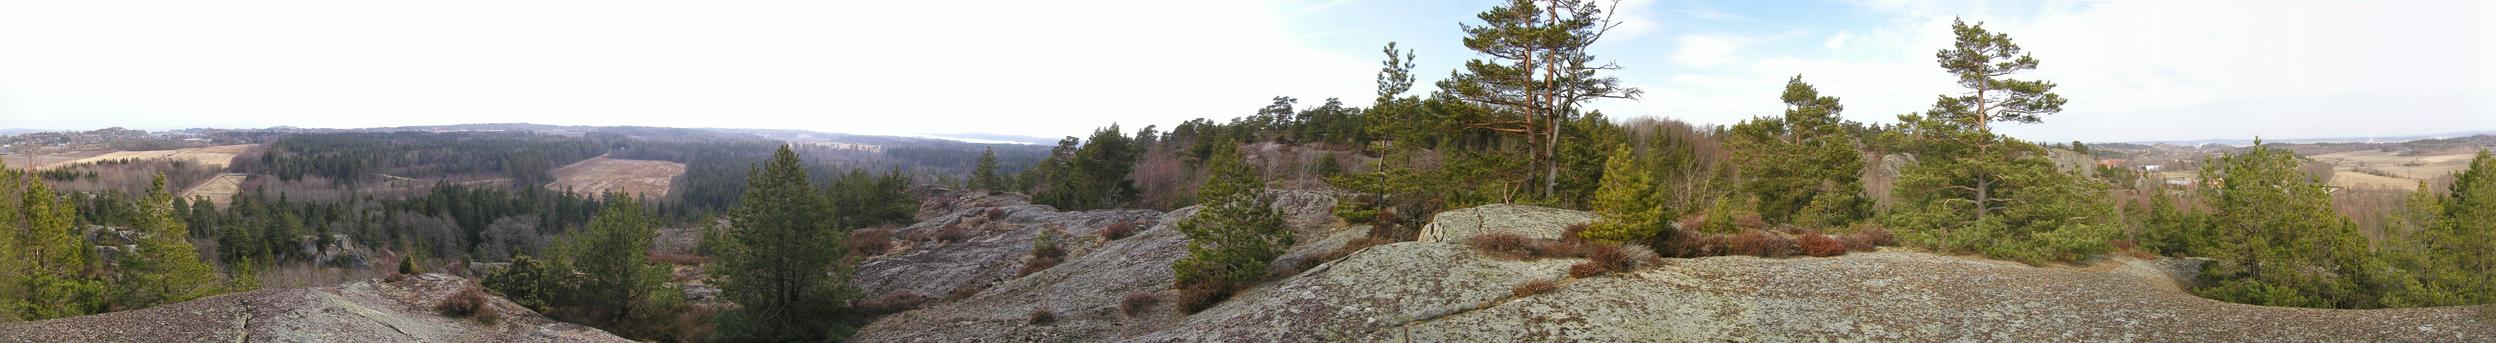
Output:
left=714, top=145, right=855, bottom=341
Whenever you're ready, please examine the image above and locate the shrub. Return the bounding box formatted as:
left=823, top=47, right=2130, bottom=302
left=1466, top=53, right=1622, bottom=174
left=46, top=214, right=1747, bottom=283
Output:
left=1018, top=256, right=1063, bottom=277
left=1528, top=240, right=1586, bottom=258
left=1465, top=233, right=1538, bottom=259
left=1099, top=222, right=1138, bottom=240
left=849, top=229, right=895, bottom=257
left=1121, top=292, right=1161, bottom=317
left=1560, top=223, right=1590, bottom=244
left=858, top=291, right=933, bottom=315
left=1026, top=308, right=1057, bottom=325
left=1730, top=230, right=1796, bottom=257
left=1798, top=233, right=1847, bottom=257
left=1655, top=229, right=1719, bottom=258
left=935, top=227, right=971, bottom=243
left=986, top=207, right=1009, bottom=219
left=1567, top=244, right=1631, bottom=278
left=948, top=284, right=985, bottom=301
left=1511, top=278, right=1561, bottom=298
left=1837, top=227, right=1896, bottom=252
left=438, top=285, right=499, bottom=324
left=1020, top=230, right=1067, bottom=277
left=1175, top=280, right=1235, bottom=314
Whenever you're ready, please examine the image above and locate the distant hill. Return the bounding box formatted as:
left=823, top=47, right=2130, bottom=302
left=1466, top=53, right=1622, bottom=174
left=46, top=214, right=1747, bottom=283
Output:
left=0, top=128, right=52, bottom=136
left=921, top=133, right=1056, bottom=145
left=2116, top=130, right=2496, bottom=147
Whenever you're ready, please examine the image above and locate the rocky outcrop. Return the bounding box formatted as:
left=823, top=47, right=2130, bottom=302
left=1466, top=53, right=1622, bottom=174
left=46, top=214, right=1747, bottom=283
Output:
left=0, top=273, right=628, bottom=343
left=854, top=189, right=1161, bottom=300
left=854, top=203, right=2495, bottom=342
left=1415, top=204, right=1596, bottom=243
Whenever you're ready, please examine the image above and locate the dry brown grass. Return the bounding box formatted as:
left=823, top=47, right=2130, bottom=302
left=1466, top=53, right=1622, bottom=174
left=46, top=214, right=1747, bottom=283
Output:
left=1511, top=278, right=1561, bottom=298
left=545, top=156, right=687, bottom=198
left=1121, top=292, right=1162, bottom=317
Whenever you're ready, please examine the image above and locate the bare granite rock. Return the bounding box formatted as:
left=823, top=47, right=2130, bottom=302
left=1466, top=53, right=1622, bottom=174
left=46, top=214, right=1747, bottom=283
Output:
left=1416, top=203, right=1597, bottom=243
left=852, top=203, right=2495, bottom=342
left=855, top=190, right=1162, bottom=300
left=0, top=273, right=628, bottom=343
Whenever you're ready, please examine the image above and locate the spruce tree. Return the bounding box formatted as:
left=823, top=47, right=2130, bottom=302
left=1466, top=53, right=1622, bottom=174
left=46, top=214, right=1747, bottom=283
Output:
left=714, top=145, right=855, bottom=341
left=552, top=195, right=668, bottom=329
left=1584, top=146, right=1663, bottom=243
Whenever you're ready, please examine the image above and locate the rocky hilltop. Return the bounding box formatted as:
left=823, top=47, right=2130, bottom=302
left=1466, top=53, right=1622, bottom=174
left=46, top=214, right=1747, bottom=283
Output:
left=0, top=273, right=628, bottom=343
left=853, top=197, right=2496, bottom=342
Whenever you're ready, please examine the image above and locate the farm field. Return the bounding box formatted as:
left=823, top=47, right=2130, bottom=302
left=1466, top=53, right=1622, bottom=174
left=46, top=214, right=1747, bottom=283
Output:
left=20, top=144, right=257, bottom=170
left=546, top=156, right=686, bottom=198
left=2309, top=150, right=2478, bottom=190
left=178, top=173, right=250, bottom=208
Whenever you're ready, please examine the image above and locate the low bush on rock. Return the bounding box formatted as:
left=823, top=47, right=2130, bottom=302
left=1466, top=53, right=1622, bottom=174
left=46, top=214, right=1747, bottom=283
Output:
left=1099, top=222, right=1138, bottom=240
left=1121, top=292, right=1161, bottom=317
left=849, top=229, right=895, bottom=257
left=1799, top=232, right=1848, bottom=257
left=1511, top=278, right=1561, bottom=298
left=439, top=284, right=500, bottom=324
left=1026, top=308, right=1057, bottom=325
left=1465, top=233, right=1538, bottom=259
left=1729, top=230, right=1798, bottom=257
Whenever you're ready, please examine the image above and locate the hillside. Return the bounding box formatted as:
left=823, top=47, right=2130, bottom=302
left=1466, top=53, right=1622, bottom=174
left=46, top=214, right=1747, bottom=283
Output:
left=852, top=198, right=2496, bottom=342
left=0, top=274, right=628, bottom=342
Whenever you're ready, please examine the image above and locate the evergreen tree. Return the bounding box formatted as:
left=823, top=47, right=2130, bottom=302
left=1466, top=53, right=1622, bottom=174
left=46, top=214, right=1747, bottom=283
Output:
left=1171, top=141, right=1290, bottom=311
left=549, top=195, right=669, bottom=329
left=115, top=175, right=223, bottom=309
left=1440, top=0, right=1641, bottom=199
left=2189, top=142, right=2380, bottom=308
left=713, top=145, right=855, bottom=341
left=1584, top=146, right=1664, bottom=243
left=1727, top=76, right=1866, bottom=227
left=1885, top=18, right=2112, bottom=265
left=971, top=148, right=1003, bottom=190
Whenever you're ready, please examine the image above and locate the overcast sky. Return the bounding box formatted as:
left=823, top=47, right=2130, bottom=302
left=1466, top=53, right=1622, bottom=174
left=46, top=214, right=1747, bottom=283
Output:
left=2, top=0, right=2490, bottom=142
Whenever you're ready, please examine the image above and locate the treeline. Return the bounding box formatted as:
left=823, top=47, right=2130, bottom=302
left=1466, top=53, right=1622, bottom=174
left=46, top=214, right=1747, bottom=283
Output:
left=1, top=168, right=236, bottom=321
left=235, top=131, right=607, bottom=186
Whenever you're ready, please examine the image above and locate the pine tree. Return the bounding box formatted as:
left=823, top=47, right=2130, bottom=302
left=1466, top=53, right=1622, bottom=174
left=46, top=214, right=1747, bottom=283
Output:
left=115, top=175, right=223, bottom=309
left=1440, top=0, right=1641, bottom=199
left=550, top=195, right=668, bottom=329
left=1584, top=146, right=1663, bottom=243
left=2432, top=150, right=2496, bottom=304
left=971, top=148, right=1002, bottom=190
left=1171, top=141, right=1290, bottom=312
left=2189, top=143, right=2379, bottom=308
left=1728, top=76, right=1866, bottom=227
left=714, top=145, right=855, bottom=341
left=1885, top=18, right=2112, bottom=265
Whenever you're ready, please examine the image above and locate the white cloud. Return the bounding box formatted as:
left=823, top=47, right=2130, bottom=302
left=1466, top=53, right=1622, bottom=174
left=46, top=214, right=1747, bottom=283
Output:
left=1823, top=30, right=1854, bottom=51
left=1670, top=35, right=1743, bottom=67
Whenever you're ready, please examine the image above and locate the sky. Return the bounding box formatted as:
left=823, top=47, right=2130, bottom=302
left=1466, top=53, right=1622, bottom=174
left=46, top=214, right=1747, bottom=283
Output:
left=1, top=0, right=2491, bottom=143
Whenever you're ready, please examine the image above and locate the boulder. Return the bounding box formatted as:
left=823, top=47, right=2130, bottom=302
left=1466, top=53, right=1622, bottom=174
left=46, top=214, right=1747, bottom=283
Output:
left=1415, top=204, right=1597, bottom=243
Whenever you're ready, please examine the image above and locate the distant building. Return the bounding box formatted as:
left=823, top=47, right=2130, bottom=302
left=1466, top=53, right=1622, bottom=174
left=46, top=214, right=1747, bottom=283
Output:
left=2141, top=164, right=2163, bottom=172
left=2097, top=159, right=2124, bottom=168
